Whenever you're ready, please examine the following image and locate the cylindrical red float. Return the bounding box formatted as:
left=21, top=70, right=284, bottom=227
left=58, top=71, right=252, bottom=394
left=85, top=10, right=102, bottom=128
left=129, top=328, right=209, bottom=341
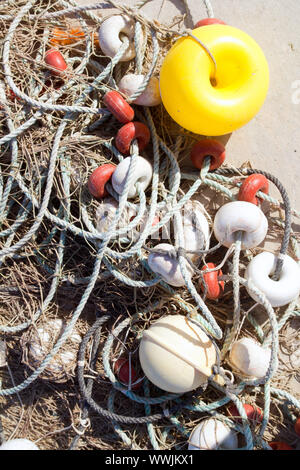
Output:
left=88, top=163, right=116, bottom=199
left=191, top=139, right=226, bottom=171
left=115, top=122, right=151, bottom=155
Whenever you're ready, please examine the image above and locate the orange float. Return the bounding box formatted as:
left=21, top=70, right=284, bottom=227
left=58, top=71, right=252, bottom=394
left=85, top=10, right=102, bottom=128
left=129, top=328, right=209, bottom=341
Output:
left=115, top=122, right=150, bottom=155
left=191, top=139, right=226, bottom=171
left=238, top=173, right=269, bottom=205
left=199, top=262, right=224, bottom=300
left=88, top=164, right=116, bottom=199
left=103, top=91, right=134, bottom=123
left=45, top=49, right=67, bottom=77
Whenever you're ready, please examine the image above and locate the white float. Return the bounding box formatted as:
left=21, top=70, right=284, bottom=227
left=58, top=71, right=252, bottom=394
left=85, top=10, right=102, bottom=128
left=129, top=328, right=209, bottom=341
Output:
left=213, top=201, right=268, bottom=249
left=229, top=337, right=272, bottom=379
left=180, top=200, right=210, bottom=262
left=245, top=251, right=300, bottom=307
left=188, top=418, right=238, bottom=450
left=98, top=15, right=141, bottom=62
left=112, top=156, right=153, bottom=199
left=0, top=438, right=39, bottom=450
left=95, top=197, right=135, bottom=234
left=147, top=243, right=194, bottom=287
left=118, top=74, right=161, bottom=106
left=21, top=319, right=82, bottom=383
left=139, top=315, right=217, bottom=393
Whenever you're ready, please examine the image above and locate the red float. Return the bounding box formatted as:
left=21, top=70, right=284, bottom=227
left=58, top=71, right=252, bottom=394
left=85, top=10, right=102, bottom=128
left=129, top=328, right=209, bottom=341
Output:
left=88, top=163, right=116, bottom=199
left=227, top=403, right=263, bottom=424
left=45, top=49, right=67, bottom=77
left=194, top=18, right=227, bottom=28
left=115, top=122, right=151, bottom=155
left=103, top=91, right=134, bottom=124
left=269, top=441, right=294, bottom=450
left=199, top=262, right=224, bottom=300
left=294, top=417, right=300, bottom=436
left=238, top=173, right=269, bottom=205
left=113, top=357, right=142, bottom=390
left=191, top=139, right=226, bottom=171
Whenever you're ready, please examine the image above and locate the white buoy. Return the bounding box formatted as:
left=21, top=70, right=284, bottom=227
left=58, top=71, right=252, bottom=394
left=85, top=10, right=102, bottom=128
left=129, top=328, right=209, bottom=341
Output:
left=147, top=243, right=194, bottom=287
left=245, top=251, right=300, bottom=307
left=188, top=418, right=238, bottom=450
left=139, top=315, right=217, bottom=393
left=95, top=197, right=135, bottom=235
left=111, top=156, right=153, bottom=199
left=118, top=74, right=161, bottom=106
left=180, top=200, right=210, bottom=262
left=21, top=319, right=82, bottom=383
left=229, top=337, right=272, bottom=379
left=98, top=15, right=142, bottom=62
left=0, top=439, right=39, bottom=450
left=213, top=201, right=268, bottom=249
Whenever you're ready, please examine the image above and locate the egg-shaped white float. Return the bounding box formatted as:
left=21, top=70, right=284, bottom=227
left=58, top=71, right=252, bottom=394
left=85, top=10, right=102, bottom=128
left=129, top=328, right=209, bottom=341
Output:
left=181, top=200, right=210, bottom=261
left=95, top=197, right=135, bottom=235
left=188, top=418, right=238, bottom=450
left=112, top=156, right=153, bottom=199
left=118, top=74, right=161, bottom=106
left=213, top=201, right=268, bottom=249
left=139, top=315, right=217, bottom=393
left=21, top=319, right=82, bottom=383
left=229, top=337, right=272, bottom=379
left=0, top=438, right=39, bottom=450
left=147, top=243, right=194, bottom=287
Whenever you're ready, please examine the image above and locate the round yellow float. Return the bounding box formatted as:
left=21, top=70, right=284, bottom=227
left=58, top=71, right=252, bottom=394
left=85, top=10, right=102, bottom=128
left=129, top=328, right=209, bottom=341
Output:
left=159, top=25, right=269, bottom=136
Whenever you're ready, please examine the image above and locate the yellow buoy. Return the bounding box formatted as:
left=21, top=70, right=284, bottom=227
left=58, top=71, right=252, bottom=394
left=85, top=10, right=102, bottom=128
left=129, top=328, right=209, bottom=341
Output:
left=159, top=25, right=269, bottom=136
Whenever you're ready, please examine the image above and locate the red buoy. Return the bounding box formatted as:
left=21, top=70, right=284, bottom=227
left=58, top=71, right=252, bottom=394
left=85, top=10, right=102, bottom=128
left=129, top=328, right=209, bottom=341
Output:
left=294, top=417, right=300, bottom=436
left=269, top=441, right=294, bottom=450
left=227, top=403, right=263, bottom=425
left=199, top=262, right=224, bottom=300
left=238, top=173, right=269, bottom=205
left=103, top=91, right=134, bottom=124
left=194, top=18, right=227, bottom=28
left=191, top=139, right=226, bottom=171
left=88, top=163, right=116, bottom=199
left=115, top=122, right=151, bottom=155
left=113, top=357, right=142, bottom=390
left=45, top=49, right=67, bottom=77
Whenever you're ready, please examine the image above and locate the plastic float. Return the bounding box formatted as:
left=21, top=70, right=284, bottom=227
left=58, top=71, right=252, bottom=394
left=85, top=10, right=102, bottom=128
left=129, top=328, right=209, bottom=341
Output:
left=88, top=164, right=116, bottom=199
left=139, top=315, right=217, bottom=393
left=44, top=49, right=67, bottom=77
left=118, top=74, right=161, bottom=106
left=199, top=263, right=224, bottom=300
left=111, top=155, right=153, bottom=198
left=98, top=15, right=141, bottom=62
left=245, top=252, right=300, bottom=307
left=229, top=337, right=272, bottom=379
left=147, top=243, right=194, bottom=287
left=115, top=122, right=151, bottom=155
left=213, top=201, right=268, bottom=249
left=160, top=25, right=269, bottom=135
left=227, top=403, right=263, bottom=425
left=0, top=438, right=40, bottom=450
left=188, top=418, right=238, bottom=450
